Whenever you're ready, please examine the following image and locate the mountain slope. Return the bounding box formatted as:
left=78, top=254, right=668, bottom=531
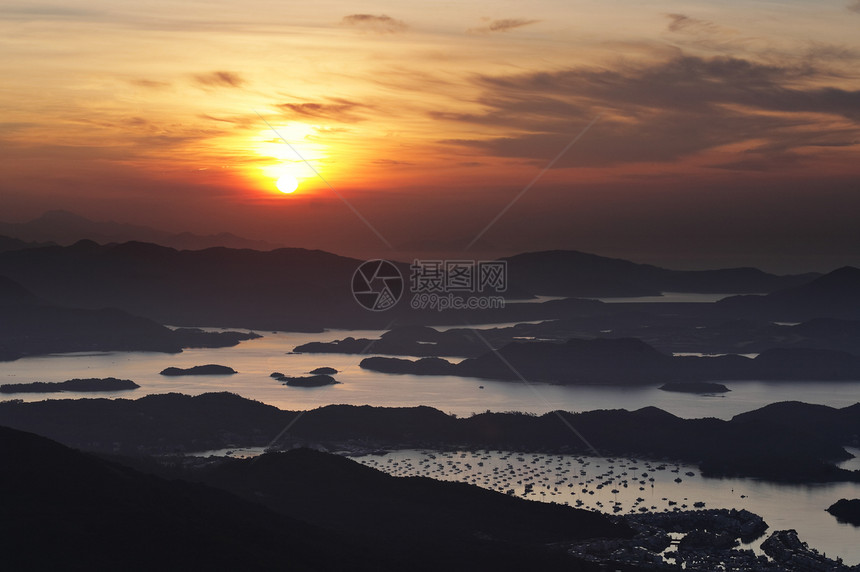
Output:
left=0, top=241, right=819, bottom=332
left=718, top=266, right=860, bottom=320
left=503, top=250, right=815, bottom=297
left=0, top=210, right=281, bottom=251
left=0, top=425, right=385, bottom=571
left=0, top=276, right=257, bottom=361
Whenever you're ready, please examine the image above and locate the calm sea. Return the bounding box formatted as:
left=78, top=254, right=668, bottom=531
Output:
left=352, top=449, right=860, bottom=565
left=3, top=325, right=859, bottom=562
left=2, top=329, right=859, bottom=421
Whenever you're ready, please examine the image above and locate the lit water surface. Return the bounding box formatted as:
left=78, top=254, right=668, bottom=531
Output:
left=4, top=328, right=859, bottom=562
left=1, top=330, right=859, bottom=419
left=350, top=449, right=860, bottom=565
left=590, top=292, right=759, bottom=304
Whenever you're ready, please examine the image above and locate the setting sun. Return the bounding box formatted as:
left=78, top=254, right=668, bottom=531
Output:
left=276, top=174, right=299, bottom=194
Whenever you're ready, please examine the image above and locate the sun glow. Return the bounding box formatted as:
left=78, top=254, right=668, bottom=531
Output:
left=250, top=123, right=330, bottom=196
left=276, top=173, right=299, bottom=194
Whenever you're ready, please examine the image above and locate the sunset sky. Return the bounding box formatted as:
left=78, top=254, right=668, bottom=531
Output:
left=2, top=0, right=860, bottom=271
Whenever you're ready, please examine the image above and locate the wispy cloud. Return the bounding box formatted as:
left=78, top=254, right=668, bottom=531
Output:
left=129, top=78, right=171, bottom=89
left=277, top=98, right=371, bottom=123
left=193, top=71, right=245, bottom=88
left=372, top=158, right=414, bottom=166
left=469, top=18, right=539, bottom=34
left=666, top=13, right=722, bottom=35
left=435, top=54, right=860, bottom=170
left=341, top=14, right=407, bottom=33
left=0, top=4, right=100, bottom=21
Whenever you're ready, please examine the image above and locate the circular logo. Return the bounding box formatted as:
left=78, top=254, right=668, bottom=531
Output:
left=351, top=259, right=404, bottom=311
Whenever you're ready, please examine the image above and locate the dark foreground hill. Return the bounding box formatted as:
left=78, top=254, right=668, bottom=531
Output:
left=0, top=425, right=383, bottom=571
left=1, top=425, right=629, bottom=572
left=2, top=392, right=858, bottom=483
left=182, top=449, right=632, bottom=569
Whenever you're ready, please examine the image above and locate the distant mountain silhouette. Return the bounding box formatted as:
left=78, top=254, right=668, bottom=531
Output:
left=503, top=250, right=816, bottom=297
left=719, top=266, right=860, bottom=320
left=0, top=210, right=282, bottom=251
left=0, top=240, right=821, bottom=331
left=0, top=234, right=53, bottom=253
left=0, top=276, right=259, bottom=360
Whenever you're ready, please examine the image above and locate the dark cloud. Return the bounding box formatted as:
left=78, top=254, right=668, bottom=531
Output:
left=666, top=14, right=720, bottom=35
left=469, top=18, right=539, bottom=34
left=0, top=5, right=99, bottom=21
left=341, top=14, right=407, bottom=33
left=372, top=159, right=414, bottom=166
left=277, top=98, right=370, bottom=123
left=193, top=71, right=245, bottom=88
left=849, top=1, right=860, bottom=13
left=0, top=122, right=36, bottom=133
left=708, top=152, right=807, bottom=172
left=662, top=13, right=765, bottom=55
left=130, top=79, right=171, bottom=89
left=435, top=55, right=860, bottom=169
left=198, top=114, right=256, bottom=128
left=803, top=43, right=860, bottom=63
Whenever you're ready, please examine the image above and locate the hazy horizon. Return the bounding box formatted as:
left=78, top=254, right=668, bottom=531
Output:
left=2, top=207, right=858, bottom=274
left=2, top=1, right=860, bottom=273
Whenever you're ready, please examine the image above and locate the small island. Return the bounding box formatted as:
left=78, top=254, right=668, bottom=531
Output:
left=659, top=382, right=730, bottom=394
left=274, top=374, right=339, bottom=387
left=0, top=377, right=139, bottom=394
left=160, top=364, right=237, bottom=376
left=309, top=367, right=338, bottom=375
left=826, top=499, right=860, bottom=526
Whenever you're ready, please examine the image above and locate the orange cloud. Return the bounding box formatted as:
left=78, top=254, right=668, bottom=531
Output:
left=341, top=14, right=407, bottom=33
left=469, top=18, right=539, bottom=34
left=193, top=71, right=245, bottom=88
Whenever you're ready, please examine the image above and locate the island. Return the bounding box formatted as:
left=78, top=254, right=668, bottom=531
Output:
left=826, top=499, right=860, bottom=526
left=3, top=393, right=859, bottom=485
left=170, top=328, right=261, bottom=348
left=660, top=382, right=731, bottom=394
left=309, top=367, right=338, bottom=375
left=274, top=374, right=339, bottom=387
left=160, top=364, right=237, bottom=376
left=359, top=338, right=860, bottom=385
left=0, top=377, right=139, bottom=394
